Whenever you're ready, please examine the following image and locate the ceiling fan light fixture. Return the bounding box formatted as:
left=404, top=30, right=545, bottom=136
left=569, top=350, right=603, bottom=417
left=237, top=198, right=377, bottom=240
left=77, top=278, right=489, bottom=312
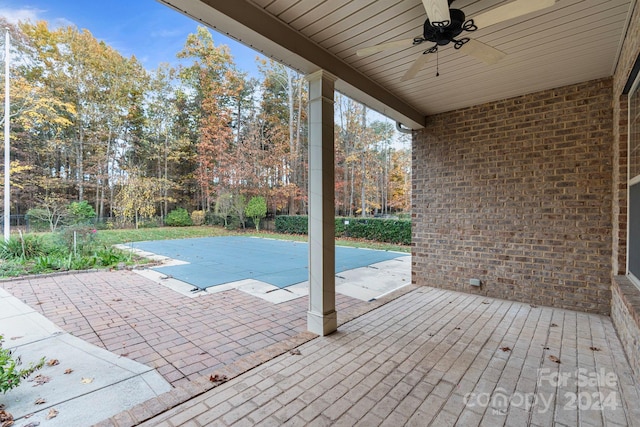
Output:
left=423, top=9, right=469, bottom=46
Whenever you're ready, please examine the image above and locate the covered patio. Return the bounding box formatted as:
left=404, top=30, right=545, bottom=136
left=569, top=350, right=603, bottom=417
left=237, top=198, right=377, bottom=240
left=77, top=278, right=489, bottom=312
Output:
left=120, top=286, right=640, bottom=426
left=86, top=0, right=640, bottom=424
left=154, top=0, right=640, bottom=387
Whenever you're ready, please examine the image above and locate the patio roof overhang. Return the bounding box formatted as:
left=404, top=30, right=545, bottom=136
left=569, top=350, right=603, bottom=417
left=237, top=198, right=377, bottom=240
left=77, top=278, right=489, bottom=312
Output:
left=158, top=0, right=634, bottom=126
left=157, top=0, right=426, bottom=129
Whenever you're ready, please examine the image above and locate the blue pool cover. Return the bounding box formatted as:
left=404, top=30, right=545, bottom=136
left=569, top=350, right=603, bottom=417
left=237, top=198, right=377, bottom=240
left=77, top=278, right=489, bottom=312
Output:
left=128, top=236, right=403, bottom=289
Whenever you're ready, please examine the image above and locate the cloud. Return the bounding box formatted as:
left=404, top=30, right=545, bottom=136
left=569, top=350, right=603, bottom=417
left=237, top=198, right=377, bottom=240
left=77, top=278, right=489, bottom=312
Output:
left=51, top=17, right=75, bottom=28
left=0, top=7, right=75, bottom=29
left=0, top=7, right=44, bottom=24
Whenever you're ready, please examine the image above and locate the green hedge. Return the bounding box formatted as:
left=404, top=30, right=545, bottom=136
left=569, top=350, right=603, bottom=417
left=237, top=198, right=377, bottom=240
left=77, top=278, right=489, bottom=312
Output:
left=275, top=216, right=411, bottom=245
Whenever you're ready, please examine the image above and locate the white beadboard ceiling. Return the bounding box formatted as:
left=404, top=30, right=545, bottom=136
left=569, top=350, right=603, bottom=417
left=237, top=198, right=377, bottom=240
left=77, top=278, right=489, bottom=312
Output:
left=158, top=0, right=635, bottom=128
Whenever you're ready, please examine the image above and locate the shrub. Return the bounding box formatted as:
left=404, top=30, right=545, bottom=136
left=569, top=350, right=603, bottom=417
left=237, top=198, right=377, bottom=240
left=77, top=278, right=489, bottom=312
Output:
left=58, top=225, right=98, bottom=255
left=138, top=217, right=162, bottom=228
left=342, top=218, right=411, bottom=244
left=275, top=215, right=411, bottom=245
left=245, top=197, right=267, bottom=231
left=205, top=211, right=226, bottom=226
left=0, top=235, right=48, bottom=260
left=33, top=255, right=63, bottom=273
left=191, top=210, right=205, bottom=226
left=0, top=335, right=45, bottom=394
left=68, top=255, right=96, bottom=270
left=26, top=208, right=51, bottom=232
left=165, top=208, right=193, bottom=227
left=68, top=201, right=97, bottom=225
left=275, top=215, right=308, bottom=234
left=95, top=247, right=129, bottom=267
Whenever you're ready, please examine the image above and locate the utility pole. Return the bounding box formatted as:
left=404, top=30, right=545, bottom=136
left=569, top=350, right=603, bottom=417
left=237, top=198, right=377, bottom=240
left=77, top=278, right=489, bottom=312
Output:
left=3, top=28, right=10, bottom=242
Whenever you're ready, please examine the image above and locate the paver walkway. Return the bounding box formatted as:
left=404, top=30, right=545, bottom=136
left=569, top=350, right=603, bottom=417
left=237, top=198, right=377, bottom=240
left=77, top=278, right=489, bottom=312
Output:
left=143, top=287, right=640, bottom=427
left=0, top=271, right=368, bottom=388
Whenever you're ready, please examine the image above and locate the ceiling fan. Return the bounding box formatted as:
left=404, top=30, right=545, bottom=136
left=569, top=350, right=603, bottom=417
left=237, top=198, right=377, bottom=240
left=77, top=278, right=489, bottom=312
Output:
left=356, top=0, right=557, bottom=81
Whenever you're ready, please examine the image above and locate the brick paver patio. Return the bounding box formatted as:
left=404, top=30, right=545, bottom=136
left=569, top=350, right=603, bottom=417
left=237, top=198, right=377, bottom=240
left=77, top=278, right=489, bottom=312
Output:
left=0, top=270, right=369, bottom=388
left=141, top=287, right=640, bottom=427
left=4, top=272, right=640, bottom=426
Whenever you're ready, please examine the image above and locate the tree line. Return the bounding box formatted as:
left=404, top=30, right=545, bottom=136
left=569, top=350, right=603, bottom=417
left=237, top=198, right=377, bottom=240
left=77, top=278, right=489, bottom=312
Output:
left=0, top=19, right=411, bottom=228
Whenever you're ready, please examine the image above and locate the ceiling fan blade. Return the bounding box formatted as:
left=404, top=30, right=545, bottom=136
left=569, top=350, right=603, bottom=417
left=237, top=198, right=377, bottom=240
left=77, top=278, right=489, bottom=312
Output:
left=473, top=0, right=556, bottom=29
left=458, top=39, right=506, bottom=65
left=401, top=53, right=431, bottom=82
left=422, top=0, right=451, bottom=26
left=356, top=38, right=417, bottom=57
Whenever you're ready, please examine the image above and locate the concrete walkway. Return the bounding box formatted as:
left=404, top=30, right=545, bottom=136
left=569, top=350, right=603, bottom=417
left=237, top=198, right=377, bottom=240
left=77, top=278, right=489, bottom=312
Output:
left=142, top=287, right=640, bottom=427
left=0, top=287, right=170, bottom=426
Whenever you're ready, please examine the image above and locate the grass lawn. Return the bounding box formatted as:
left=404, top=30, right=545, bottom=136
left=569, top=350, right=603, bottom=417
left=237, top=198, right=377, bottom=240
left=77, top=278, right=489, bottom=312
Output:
left=96, top=226, right=410, bottom=253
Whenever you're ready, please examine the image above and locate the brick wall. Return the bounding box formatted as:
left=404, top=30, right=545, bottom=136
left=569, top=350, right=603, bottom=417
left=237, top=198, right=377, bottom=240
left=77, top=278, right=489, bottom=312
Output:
left=611, top=277, right=640, bottom=382
left=611, top=1, right=640, bottom=385
left=412, top=78, right=613, bottom=314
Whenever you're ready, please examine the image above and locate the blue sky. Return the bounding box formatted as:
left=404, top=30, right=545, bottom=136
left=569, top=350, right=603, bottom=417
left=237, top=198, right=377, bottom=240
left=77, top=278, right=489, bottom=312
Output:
left=0, top=0, right=264, bottom=76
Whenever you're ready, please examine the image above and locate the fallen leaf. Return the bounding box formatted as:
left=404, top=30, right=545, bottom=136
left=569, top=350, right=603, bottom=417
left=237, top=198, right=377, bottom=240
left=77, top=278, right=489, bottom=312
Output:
left=481, top=301, right=490, bottom=304
left=549, top=355, right=561, bottom=364
left=1, top=421, right=14, bottom=427
left=500, top=347, right=511, bottom=352
left=0, top=410, right=13, bottom=423
left=35, top=302, right=43, bottom=305
left=530, top=304, right=538, bottom=308
left=589, top=346, right=601, bottom=351
left=112, top=298, right=123, bottom=302
left=29, top=375, right=51, bottom=386
left=34, top=398, right=46, bottom=405
left=9, top=336, right=23, bottom=340
left=46, top=408, right=58, bottom=420
left=46, top=359, right=59, bottom=366
left=550, top=323, right=558, bottom=327
left=23, top=422, right=40, bottom=427
left=454, top=327, right=461, bottom=330
left=120, top=353, right=129, bottom=357
left=81, top=377, right=94, bottom=384
left=23, top=414, right=33, bottom=419
left=64, top=368, right=73, bottom=374
left=209, top=374, right=228, bottom=384
left=289, top=349, right=301, bottom=356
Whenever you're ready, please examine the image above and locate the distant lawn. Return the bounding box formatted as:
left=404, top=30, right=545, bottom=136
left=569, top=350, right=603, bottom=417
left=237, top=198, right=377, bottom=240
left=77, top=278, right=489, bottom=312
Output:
left=94, top=226, right=233, bottom=246
left=96, top=226, right=410, bottom=254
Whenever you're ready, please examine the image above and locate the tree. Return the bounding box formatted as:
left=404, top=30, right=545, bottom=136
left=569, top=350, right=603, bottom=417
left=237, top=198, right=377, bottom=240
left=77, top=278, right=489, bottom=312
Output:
left=113, top=173, right=157, bottom=229
left=68, top=200, right=96, bottom=224
left=177, top=26, right=242, bottom=211
left=26, top=195, right=70, bottom=232
left=245, top=196, right=267, bottom=231
left=214, top=192, right=233, bottom=227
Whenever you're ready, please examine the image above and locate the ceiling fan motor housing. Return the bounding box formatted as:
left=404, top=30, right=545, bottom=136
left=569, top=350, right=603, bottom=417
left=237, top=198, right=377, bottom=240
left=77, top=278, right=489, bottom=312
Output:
left=424, top=8, right=466, bottom=45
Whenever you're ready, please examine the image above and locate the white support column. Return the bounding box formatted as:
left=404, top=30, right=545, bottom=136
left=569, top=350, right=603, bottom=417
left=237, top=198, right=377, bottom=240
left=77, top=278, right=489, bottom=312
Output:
left=305, top=70, right=337, bottom=336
